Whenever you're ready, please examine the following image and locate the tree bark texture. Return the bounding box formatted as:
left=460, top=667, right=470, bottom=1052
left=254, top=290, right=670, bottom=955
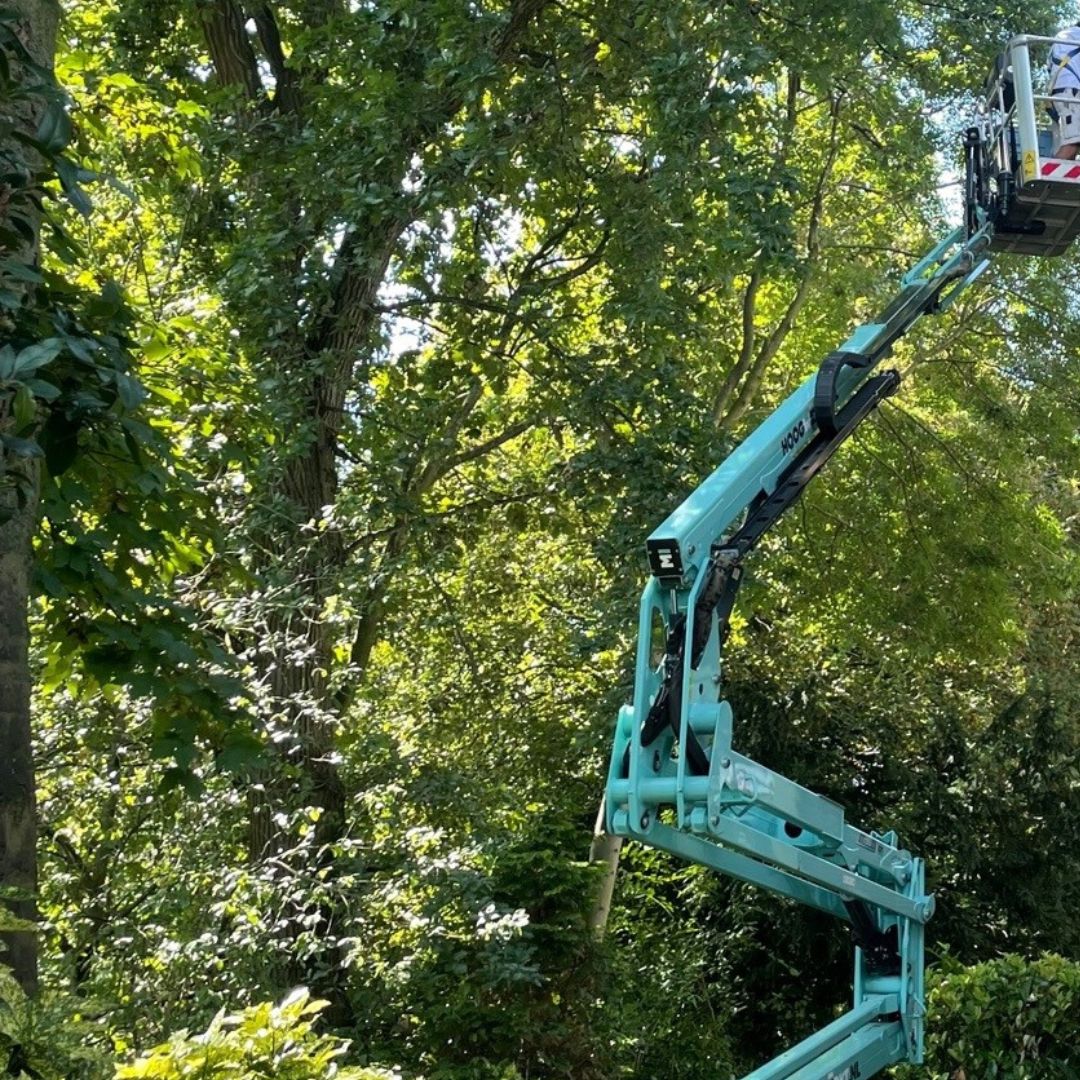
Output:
left=0, top=0, right=59, bottom=997
left=198, top=0, right=262, bottom=101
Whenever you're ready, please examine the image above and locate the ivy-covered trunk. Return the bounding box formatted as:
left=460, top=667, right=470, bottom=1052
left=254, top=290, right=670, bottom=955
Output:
left=0, top=0, right=59, bottom=996
left=0, top=485, right=38, bottom=994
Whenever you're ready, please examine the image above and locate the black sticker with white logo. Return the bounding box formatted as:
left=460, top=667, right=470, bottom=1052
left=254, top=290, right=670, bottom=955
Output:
left=646, top=539, right=684, bottom=580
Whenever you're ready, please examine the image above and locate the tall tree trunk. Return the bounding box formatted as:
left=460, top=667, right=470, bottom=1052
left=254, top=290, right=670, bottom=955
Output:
left=191, top=0, right=552, bottom=862
left=0, top=486, right=39, bottom=995
left=192, top=2, right=553, bottom=1015
left=0, top=0, right=59, bottom=996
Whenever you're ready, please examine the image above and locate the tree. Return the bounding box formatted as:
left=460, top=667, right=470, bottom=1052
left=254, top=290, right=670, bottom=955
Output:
left=0, top=0, right=60, bottom=996
left=1, top=0, right=243, bottom=1001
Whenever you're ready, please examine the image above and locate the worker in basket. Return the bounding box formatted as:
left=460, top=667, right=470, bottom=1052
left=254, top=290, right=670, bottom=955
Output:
left=1049, top=19, right=1080, bottom=160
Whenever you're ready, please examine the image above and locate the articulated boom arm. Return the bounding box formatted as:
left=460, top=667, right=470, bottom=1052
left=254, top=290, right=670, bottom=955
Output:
left=605, top=222, right=993, bottom=1079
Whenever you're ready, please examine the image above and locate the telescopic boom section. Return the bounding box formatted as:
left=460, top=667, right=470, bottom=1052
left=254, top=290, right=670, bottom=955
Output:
left=605, top=222, right=993, bottom=1079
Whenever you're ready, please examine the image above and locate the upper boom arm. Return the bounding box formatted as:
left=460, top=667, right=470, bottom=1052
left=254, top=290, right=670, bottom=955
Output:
left=645, top=224, right=993, bottom=590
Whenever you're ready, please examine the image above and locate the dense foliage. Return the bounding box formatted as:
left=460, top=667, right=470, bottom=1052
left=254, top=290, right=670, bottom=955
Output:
left=897, top=954, right=1080, bottom=1077
left=2, top=0, right=1080, bottom=1076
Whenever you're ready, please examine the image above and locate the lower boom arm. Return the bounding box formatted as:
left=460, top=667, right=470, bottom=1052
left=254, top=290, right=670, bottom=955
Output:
left=605, top=223, right=993, bottom=1079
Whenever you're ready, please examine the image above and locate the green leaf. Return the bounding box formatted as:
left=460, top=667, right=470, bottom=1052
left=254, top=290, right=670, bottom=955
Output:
left=0, top=257, right=42, bottom=284
left=26, top=377, right=60, bottom=402
left=123, top=426, right=144, bottom=468
left=34, top=99, right=71, bottom=153
left=143, top=337, right=171, bottom=363
left=12, top=337, right=63, bottom=375
left=46, top=217, right=86, bottom=265
left=158, top=766, right=204, bottom=797
left=214, top=730, right=265, bottom=773
left=1, top=433, right=42, bottom=458
left=0, top=904, right=36, bottom=933
left=34, top=566, right=65, bottom=598
left=115, top=370, right=147, bottom=410
left=12, top=380, right=34, bottom=430
left=63, top=334, right=96, bottom=363
left=120, top=416, right=154, bottom=443
left=175, top=98, right=209, bottom=118
left=53, top=154, right=92, bottom=216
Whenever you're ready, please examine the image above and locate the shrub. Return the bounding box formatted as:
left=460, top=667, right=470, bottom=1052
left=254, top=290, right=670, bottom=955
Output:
left=895, top=953, right=1080, bottom=1078
left=0, top=964, right=110, bottom=1079
left=115, top=989, right=396, bottom=1079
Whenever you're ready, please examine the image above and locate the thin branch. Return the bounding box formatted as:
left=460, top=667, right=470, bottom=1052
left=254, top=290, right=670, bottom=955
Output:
left=711, top=265, right=763, bottom=422
left=851, top=423, right=935, bottom=563
left=876, top=401, right=981, bottom=488
left=375, top=293, right=515, bottom=318
left=720, top=98, right=844, bottom=431
left=440, top=417, right=537, bottom=473
left=526, top=228, right=610, bottom=293
left=712, top=70, right=805, bottom=424
left=343, top=486, right=548, bottom=554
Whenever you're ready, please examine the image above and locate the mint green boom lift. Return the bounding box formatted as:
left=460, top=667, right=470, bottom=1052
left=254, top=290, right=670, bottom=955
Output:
left=605, top=35, right=1080, bottom=1080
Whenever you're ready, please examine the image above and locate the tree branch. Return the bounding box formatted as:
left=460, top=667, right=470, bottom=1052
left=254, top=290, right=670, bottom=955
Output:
left=711, top=70, right=800, bottom=423
left=346, top=411, right=544, bottom=683
left=719, top=96, right=843, bottom=431
left=711, top=264, right=763, bottom=422
left=495, top=0, right=553, bottom=63
left=199, top=0, right=262, bottom=102
left=252, top=3, right=301, bottom=113
left=439, top=417, right=537, bottom=474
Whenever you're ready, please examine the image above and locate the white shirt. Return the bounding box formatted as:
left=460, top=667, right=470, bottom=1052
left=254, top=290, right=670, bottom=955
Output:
left=1048, top=25, right=1080, bottom=94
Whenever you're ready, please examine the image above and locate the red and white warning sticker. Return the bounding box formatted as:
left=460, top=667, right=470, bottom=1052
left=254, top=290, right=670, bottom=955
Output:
left=1041, top=159, right=1080, bottom=180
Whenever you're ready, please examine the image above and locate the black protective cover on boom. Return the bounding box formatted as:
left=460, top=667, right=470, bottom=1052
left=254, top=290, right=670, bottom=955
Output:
left=843, top=898, right=901, bottom=976
left=812, top=350, right=871, bottom=436
left=634, top=369, right=902, bottom=776
left=986, top=51, right=1015, bottom=113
